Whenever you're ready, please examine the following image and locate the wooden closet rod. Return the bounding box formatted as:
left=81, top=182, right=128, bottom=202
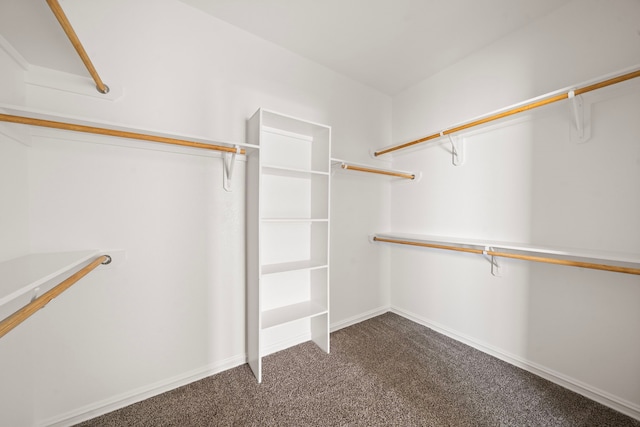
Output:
left=0, top=255, right=110, bottom=339
left=373, top=237, right=640, bottom=276
left=46, top=0, right=109, bottom=94
left=0, top=113, right=246, bottom=154
left=341, top=164, right=415, bottom=180
left=375, top=68, right=640, bottom=157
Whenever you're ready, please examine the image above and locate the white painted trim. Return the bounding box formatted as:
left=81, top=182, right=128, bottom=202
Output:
left=40, top=354, right=247, bottom=427
left=390, top=306, right=640, bottom=421
left=0, top=34, right=29, bottom=70
left=330, top=305, right=390, bottom=332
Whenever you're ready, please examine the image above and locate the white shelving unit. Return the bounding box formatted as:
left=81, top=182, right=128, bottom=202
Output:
left=247, top=108, right=331, bottom=382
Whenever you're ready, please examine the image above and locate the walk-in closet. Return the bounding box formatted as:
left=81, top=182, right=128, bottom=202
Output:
left=1, top=0, right=639, bottom=425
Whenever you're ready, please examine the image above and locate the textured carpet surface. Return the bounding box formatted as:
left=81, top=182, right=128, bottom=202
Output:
left=76, top=313, right=640, bottom=426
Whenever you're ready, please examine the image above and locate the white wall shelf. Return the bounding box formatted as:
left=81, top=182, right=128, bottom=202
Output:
left=0, top=251, right=100, bottom=310
left=0, top=103, right=258, bottom=155
left=373, top=232, right=640, bottom=276
left=247, top=108, right=331, bottom=382
left=372, top=66, right=640, bottom=158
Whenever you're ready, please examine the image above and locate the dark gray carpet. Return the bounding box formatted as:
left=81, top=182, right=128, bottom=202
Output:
left=76, top=312, right=640, bottom=426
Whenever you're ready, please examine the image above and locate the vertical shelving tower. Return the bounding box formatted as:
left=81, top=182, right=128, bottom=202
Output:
left=247, top=108, right=331, bottom=382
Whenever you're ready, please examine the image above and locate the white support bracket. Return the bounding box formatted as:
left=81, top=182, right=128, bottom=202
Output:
left=568, top=90, right=591, bottom=143
left=483, top=246, right=501, bottom=277
left=447, top=134, right=464, bottom=166
left=223, top=146, right=241, bottom=192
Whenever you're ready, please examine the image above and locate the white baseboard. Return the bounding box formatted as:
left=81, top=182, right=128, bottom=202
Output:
left=40, top=354, right=247, bottom=427
left=390, top=306, right=640, bottom=421
left=330, top=305, right=390, bottom=332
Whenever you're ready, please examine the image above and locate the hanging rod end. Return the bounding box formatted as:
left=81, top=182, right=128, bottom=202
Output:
left=97, top=84, right=110, bottom=94
left=369, top=148, right=383, bottom=158
left=101, top=254, right=112, bottom=265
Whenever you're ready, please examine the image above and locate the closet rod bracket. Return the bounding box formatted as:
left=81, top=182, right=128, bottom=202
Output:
left=483, top=246, right=501, bottom=276
left=445, top=133, right=464, bottom=166
left=223, top=146, right=241, bottom=192
left=568, top=90, right=591, bottom=143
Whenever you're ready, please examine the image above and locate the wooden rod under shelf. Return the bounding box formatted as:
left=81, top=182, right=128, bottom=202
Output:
left=374, top=69, right=640, bottom=157
left=485, top=251, right=640, bottom=276
left=341, top=164, right=415, bottom=180
left=0, top=255, right=109, bottom=340
left=373, top=237, right=640, bottom=276
left=0, top=114, right=245, bottom=154
left=46, top=0, right=109, bottom=94
left=374, top=237, right=485, bottom=255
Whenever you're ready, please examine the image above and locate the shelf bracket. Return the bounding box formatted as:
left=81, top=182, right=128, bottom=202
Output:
left=444, top=133, right=464, bottom=166
left=223, top=146, right=240, bottom=192
left=483, top=246, right=501, bottom=277
left=568, top=90, right=591, bottom=143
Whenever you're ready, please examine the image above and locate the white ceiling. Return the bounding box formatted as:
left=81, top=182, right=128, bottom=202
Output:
left=0, top=0, right=571, bottom=95
left=180, top=0, right=572, bottom=94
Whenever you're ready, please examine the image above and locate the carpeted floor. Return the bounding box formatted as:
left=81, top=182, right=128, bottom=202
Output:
left=76, top=313, right=640, bottom=426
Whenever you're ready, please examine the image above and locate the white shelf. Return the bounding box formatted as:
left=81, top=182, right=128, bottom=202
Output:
left=260, top=218, right=328, bottom=223
left=0, top=103, right=258, bottom=154
left=261, top=301, right=327, bottom=330
left=262, top=165, right=330, bottom=178
left=0, top=250, right=100, bottom=307
left=374, top=232, right=640, bottom=272
left=262, top=260, right=328, bottom=275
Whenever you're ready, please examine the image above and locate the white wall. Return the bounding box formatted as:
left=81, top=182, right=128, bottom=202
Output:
left=0, top=0, right=391, bottom=425
left=0, top=37, right=34, bottom=427
left=389, top=0, right=640, bottom=417
left=0, top=36, right=29, bottom=262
